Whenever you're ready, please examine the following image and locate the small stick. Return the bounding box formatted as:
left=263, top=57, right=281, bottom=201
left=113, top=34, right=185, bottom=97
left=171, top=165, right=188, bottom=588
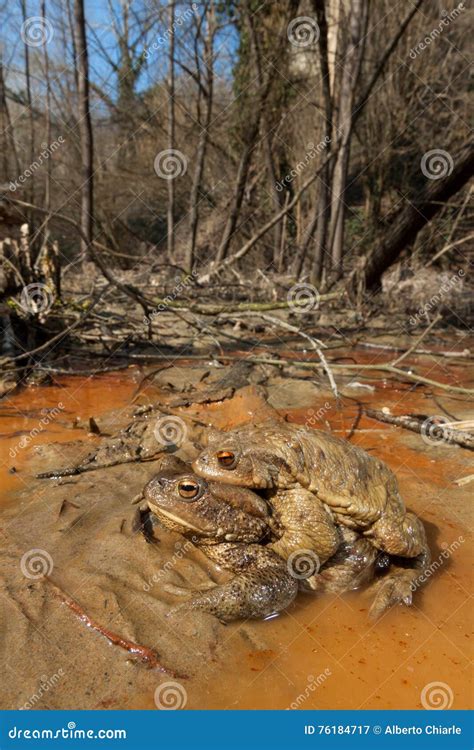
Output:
left=391, top=314, right=441, bottom=366
left=243, top=312, right=339, bottom=400
left=46, top=577, right=186, bottom=677
left=363, top=408, right=474, bottom=450
left=37, top=452, right=163, bottom=479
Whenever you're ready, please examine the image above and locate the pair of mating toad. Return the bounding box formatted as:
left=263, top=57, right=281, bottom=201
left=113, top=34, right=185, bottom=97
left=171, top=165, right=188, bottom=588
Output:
left=137, top=419, right=430, bottom=622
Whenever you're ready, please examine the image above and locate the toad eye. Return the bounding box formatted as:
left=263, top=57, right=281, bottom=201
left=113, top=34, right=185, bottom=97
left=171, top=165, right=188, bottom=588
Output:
left=216, top=450, right=236, bottom=469
left=177, top=480, right=201, bottom=500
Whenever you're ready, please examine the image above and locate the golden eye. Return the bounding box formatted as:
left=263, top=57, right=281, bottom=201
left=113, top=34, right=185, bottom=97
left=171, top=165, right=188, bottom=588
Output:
left=177, top=480, right=200, bottom=500
left=216, top=450, right=236, bottom=468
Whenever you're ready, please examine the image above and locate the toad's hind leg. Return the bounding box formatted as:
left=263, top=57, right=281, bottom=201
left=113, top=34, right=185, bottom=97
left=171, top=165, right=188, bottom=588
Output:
left=311, top=529, right=381, bottom=595
left=366, top=512, right=431, bottom=619
left=269, top=488, right=339, bottom=585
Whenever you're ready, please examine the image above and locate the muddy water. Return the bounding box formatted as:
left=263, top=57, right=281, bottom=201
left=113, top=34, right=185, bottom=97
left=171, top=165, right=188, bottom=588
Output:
left=0, top=362, right=472, bottom=710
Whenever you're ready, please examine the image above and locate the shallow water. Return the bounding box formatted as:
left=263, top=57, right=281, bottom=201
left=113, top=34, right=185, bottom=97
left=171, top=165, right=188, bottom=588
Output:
left=0, top=359, right=472, bottom=710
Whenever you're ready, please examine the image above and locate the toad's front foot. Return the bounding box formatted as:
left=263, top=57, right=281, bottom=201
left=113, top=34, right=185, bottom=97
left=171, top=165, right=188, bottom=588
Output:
left=164, top=581, right=217, bottom=597
left=368, top=569, right=415, bottom=620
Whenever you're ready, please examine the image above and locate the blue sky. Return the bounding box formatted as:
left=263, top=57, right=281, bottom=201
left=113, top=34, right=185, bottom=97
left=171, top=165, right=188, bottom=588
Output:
left=2, top=0, right=238, bottom=109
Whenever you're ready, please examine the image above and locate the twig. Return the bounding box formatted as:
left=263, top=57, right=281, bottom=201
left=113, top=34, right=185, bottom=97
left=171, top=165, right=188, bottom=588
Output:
left=212, top=354, right=474, bottom=395
left=391, top=314, right=441, bottom=366
left=46, top=577, right=185, bottom=676
left=363, top=408, right=474, bottom=450
left=243, top=312, right=339, bottom=400
left=358, top=341, right=472, bottom=359
left=427, top=232, right=474, bottom=266
left=36, top=451, right=163, bottom=479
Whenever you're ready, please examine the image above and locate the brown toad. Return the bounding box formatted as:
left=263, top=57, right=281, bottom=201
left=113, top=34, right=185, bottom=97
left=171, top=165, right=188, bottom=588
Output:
left=140, top=456, right=298, bottom=622
left=193, top=419, right=431, bottom=617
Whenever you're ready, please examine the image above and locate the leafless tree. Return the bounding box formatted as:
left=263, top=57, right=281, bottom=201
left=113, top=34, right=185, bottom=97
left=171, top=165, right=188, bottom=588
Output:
left=72, top=0, right=94, bottom=259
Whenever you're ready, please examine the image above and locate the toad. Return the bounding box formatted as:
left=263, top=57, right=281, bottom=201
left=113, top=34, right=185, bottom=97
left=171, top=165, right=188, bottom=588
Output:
left=193, top=419, right=430, bottom=617
left=139, top=456, right=298, bottom=622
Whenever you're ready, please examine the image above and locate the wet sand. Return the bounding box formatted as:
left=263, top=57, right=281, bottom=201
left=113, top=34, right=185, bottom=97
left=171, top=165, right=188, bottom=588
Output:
left=0, top=356, right=472, bottom=710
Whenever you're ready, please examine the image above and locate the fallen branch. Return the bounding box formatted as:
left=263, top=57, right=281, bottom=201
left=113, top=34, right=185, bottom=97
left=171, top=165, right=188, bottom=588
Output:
left=358, top=341, right=472, bottom=359
left=363, top=408, right=474, bottom=450
left=241, top=311, right=339, bottom=400
left=245, top=356, right=474, bottom=396
left=36, top=451, right=163, bottom=479
left=75, top=351, right=474, bottom=396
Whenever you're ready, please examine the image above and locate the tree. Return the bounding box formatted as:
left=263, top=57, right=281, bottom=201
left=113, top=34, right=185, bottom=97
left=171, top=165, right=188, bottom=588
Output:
left=73, top=0, right=94, bottom=260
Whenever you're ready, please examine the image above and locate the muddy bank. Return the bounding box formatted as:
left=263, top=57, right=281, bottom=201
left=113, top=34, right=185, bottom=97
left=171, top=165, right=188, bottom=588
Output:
left=0, top=359, right=472, bottom=709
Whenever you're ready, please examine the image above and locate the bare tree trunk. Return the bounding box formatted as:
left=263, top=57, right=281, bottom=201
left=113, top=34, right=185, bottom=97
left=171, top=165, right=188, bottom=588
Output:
left=73, top=0, right=94, bottom=260
left=186, top=1, right=215, bottom=272
left=328, top=0, right=367, bottom=279
left=66, top=0, right=79, bottom=91
left=247, top=12, right=283, bottom=267
left=41, top=0, right=52, bottom=227
left=20, top=0, right=36, bottom=215
left=167, top=0, right=176, bottom=263
left=301, top=0, right=333, bottom=284
left=214, top=0, right=299, bottom=265
left=214, top=129, right=260, bottom=264
left=0, top=60, right=21, bottom=179
left=363, top=141, right=474, bottom=290
left=326, top=0, right=342, bottom=97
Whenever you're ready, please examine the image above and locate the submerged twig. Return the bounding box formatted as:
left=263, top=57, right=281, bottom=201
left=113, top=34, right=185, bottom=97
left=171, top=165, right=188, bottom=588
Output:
left=46, top=577, right=186, bottom=676
left=363, top=408, right=474, bottom=450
